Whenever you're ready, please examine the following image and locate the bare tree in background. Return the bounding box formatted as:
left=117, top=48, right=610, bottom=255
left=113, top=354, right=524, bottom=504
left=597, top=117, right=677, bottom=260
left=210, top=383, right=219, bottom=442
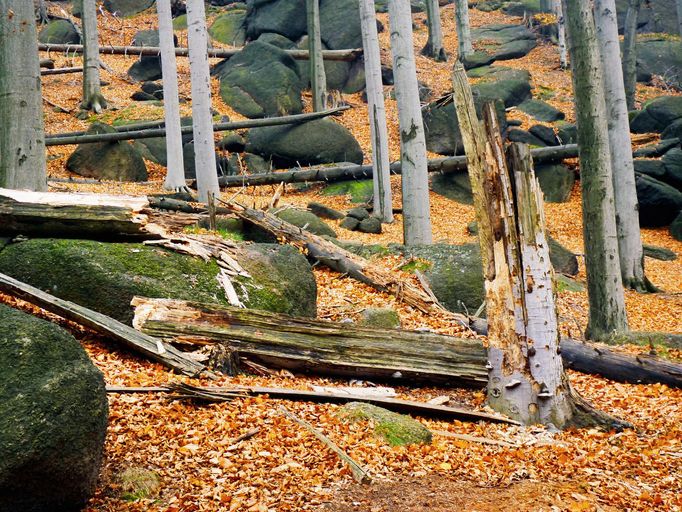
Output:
left=422, top=0, right=446, bottom=61
left=81, top=0, right=107, bottom=113
left=307, top=0, right=328, bottom=111
left=454, top=0, right=473, bottom=60
left=622, top=0, right=641, bottom=110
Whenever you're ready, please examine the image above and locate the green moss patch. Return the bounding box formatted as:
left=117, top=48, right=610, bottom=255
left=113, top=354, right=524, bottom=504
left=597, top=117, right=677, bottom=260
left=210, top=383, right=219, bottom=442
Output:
left=338, top=402, right=432, bottom=446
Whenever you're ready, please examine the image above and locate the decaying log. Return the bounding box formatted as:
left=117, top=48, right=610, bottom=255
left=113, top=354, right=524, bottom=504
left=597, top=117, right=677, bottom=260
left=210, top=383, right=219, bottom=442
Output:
left=45, top=106, right=349, bottom=146
left=106, top=383, right=517, bottom=424
left=38, top=43, right=362, bottom=62
left=132, top=297, right=682, bottom=389
left=214, top=144, right=580, bottom=188
left=218, top=201, right=469, bottom=323
left=41, top=66, right=83, bottom=76
left=0, top=188, right=197, bottom=240
left=0, top=273, right=209, bottom=378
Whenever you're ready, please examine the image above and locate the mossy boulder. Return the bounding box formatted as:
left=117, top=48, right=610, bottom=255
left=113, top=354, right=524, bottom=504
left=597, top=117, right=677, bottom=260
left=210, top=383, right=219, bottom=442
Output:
left=273, top=207, right=337, bottom=237
left=217, top=41, right=303, bottom=118
left=635, top=174, right=682, bottom=226
left=128, top=30, right=171, bottom=82
left=319, top=0, right=362, bottom=50
left=103, top=0, right=154, bottom=17
left=209, top=7, right=247, bottom=46
left=630, top=96, right=682, bottom=134
left=471, top=24, right=537, bottom=63
left=38, top=19, right=81, bottom=44
left=535, top=163, right=575, bottom=203
left=66, top=123, right=148, bottom=182
left=670, top=211, right=682, bottom=241
left=358, top=308, right=400, bottom=329
left=339, top=402, right=432, bottom=446
left=244, top=0, right=307, bottom=42
left=431, top=171, right=474, bottom=204
left=517, top=99, right=565, bottom=122
left=0, top=304, right=108, bottom=511
left=322, top=179, right=374, bottom=203
left=635, top=38, right=682, bottom=90
left=0, top=239, right=316, bottom=323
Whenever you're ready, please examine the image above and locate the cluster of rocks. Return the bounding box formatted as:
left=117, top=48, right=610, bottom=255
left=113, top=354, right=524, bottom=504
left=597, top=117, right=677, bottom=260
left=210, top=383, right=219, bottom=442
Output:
left=307, top=202, right=383, bottom=234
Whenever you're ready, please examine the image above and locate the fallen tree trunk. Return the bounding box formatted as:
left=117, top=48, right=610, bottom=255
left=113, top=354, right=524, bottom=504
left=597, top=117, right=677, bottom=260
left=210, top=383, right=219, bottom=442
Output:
left=106, top=383, right=517, bottom=424
left=0, top=274, right=209, bottom=378
left=41, top=66, right=83, bottom=76
left=214, top=144, right=580, bottom=187
left=0, top=188, right=197, bottom=240
left=132, top=297, right=682, bottom=389
left=45, top=106, right=349, bottom=146
left=38, top=43, right=362, bottom=62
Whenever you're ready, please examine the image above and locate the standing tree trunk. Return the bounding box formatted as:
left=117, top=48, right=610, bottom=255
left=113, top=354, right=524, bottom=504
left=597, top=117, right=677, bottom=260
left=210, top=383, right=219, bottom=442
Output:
left=677, top=0, right=682, bottom=37
left=622, top=0, right=641, bottom=110
left=594, top=0, right=652, bottom=293
left=186, top=0, right=220, bottom=202
left=388, top=0, right=432, bottom=245
left=0, top=0, right=47, bottom=191
left=455, top=0, right=473, bottom=60
left=563, top=0, right=629, bottom=341
left=554, top=0, right=568, bottom=69
left=422, top=0, right=447, bottom=61
left=540, top=0, right=553, bottom=12
left=157, top=0, right=187, bottom=192
left=359, top=0, right=393, bottom=223
left=307, top=0, right=327, bottom=111
left=80, top=0, right=107, bottom=113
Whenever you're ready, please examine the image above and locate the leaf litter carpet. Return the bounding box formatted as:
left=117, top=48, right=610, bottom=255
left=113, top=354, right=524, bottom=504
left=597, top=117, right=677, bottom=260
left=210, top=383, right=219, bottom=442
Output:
left=11, top=3, right=682, bottom=511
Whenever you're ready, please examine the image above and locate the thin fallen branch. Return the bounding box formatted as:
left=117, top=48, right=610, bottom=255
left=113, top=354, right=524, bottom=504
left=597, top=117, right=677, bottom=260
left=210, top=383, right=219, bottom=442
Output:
left=432, top=430, right=518, bottom=448
left=279, top=405, right=371, bottom=484
left=41, top=66, right=83, bottom=76
left=0, top=273, right=209, bottom=378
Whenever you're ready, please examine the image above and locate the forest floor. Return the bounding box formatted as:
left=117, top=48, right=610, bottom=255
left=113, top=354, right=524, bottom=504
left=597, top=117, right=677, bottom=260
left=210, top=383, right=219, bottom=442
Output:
left=6, top=3, right=681, bottom=511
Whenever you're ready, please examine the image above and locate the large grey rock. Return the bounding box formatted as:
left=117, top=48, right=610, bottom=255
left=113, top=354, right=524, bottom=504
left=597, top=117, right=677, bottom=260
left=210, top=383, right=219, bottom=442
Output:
left=517, top=99, right=565, bottom=122
left=217, top=41, right=303, bottom=118
left=209, top=6, right=247, bottom=46
left=127, top=30, right=173, bottom=82
left=103, top=0, right=154, bottom=16
left=273, top=207, right=337, bottom=237
left=66, top=123, right=148, bottom=182
left=615, top=0, right=679, bottom=35
left=671, top=211, right=682, bottom=241
left=38, top=19, right=81, bottom=44
left=630, top=96, right=682, bottom=133
left=635, top=39, right=682, bottom=91
left=661, top=148, right=682, bottom=190
left=635, top=174, right=682, bottom=226
left=0, top=305, right=107, bottom=512
left=535, top=163, right=575, bottom=203
left=246, top=118, right=363, bottom=167
left=245, top=0, right=307, bottom=41
left=431, top=171, right=474, bottom=204
left=319, top=0, right=362, bottom=50
left=471, top=24, right=536, bottom=63
left=0, top=239, right=317, bottom=323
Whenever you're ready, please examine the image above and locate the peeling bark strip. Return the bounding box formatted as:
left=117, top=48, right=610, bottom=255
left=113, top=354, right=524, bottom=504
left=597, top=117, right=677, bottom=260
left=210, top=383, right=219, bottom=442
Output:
left=0, top=0, right=47, bottom=191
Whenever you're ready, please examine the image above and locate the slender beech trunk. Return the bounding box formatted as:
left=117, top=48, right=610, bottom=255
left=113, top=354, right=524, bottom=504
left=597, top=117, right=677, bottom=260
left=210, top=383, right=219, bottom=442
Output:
left=563, top=0, right=629, bottom=341
left=307, top=0, right=327, bottom=111
left=540, top=0, right=553, bottom=12
left=186, top=0, right=220, bottom=202
left=422, top=0, right=447, bottom=61
left=0, top=0, right=47, bottom=191
left=81, top=0, right=107, bottom=113
left=455, top=0, right=473, bottom=59
left=359, top=0, right=393, bottom=223
left=555, top=0, right=568, bottom=69
left=677, top=0, right=682, bottom=37
left=388, top=0, right=432, bottom=245
left=594, top=0, right=652, bottom=292
left=622, top=0, right=641, bottom=110
left=157, top=0, right=187, bottom=191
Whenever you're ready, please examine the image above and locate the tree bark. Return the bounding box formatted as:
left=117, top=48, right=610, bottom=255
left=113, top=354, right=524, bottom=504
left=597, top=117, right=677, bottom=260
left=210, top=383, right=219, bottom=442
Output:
left=563, top=0, right=629, bottom=341
left=0, top=0, right=47, bottom=191
left=554, top=0, right=568, bottom=69
left=422, top=0, right=447, bottom=61
left=622, top=0, right=641, bottom=110
left=307, top=0, right=328, bottom=111
left=186, top=0, right=221, bottom=202
left=540, top=0, right=553, bottom=12
left=388, top=0, right=432, bottom=245
left=455, top=0, right=473, bottom=59
left=594, top=0, right=651, bottom=293
left=156, top=0, right=187, bottom=192
left=677, top=0, right=682, bottom=37
left=80, top=0, right=107, bottom=113
left=359, top=0, right=393, bottom=223
left=132, top=297, right=682, bottom=390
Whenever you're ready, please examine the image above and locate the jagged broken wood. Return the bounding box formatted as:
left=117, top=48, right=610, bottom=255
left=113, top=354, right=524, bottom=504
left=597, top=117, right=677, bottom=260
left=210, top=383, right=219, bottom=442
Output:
left=214, top=144, right=581, bottom=188
left=132, top=298, right=682, bottom=389
left=0, top=273, right=209, bottom=378
left=38, top=43, right=362, bottom=62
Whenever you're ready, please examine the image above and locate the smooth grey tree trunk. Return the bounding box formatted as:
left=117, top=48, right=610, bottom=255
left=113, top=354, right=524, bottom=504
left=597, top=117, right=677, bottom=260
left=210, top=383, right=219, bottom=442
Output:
left=555, top=0, right=568, bottom=68
left=677, top=0, right=682, bottom=37
left=388, top=0, right=432, bottom=245
left=422, top=0, right=447, bottom=61
left=563, top=0, right=629, bottom=341
left=81, top=0, right=107, bottom=113
left=359, top=0, right=393, bottom=223
left=186, top=0, right=220, bottom=202
left=307, top=0, right=328, bottom=111
left=594, top=0, right=651, bottom=292
left=455, top=0, right=473, bottom=59
left=622, top=0, right=641, bottom=110
left=0, top=0, right=47, bottom=191
left=157, top=0, right=187, bottom=191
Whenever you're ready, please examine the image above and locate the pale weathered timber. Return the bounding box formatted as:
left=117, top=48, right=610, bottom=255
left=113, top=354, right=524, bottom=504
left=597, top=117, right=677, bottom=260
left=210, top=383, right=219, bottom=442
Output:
left=594, top=0, right=651, bottom=292
left=44, top=106, right=349, bottom=146
left=41, top=66, right=83, bottom=75
left=81, top=0, right=107, bottom=113
left=132, top=298, right=682, bottom=390
left=157, top=0, right=187, bottom=191
left=563, top=0, right=629, bottom=340
left=622, top=0, right=641, bottom=110
left=455, top=0, right=473, bottom=59
left=0, top=0, right=47, bottom=191
left=0, top=188, right=198, bottom=240
left=0, top=274, right=208, bottom=378
left=389, top=0, right=433, bottom=245
left=307, top=0, right=328, bottom=111
left=359, top=0, right=393, bottom=222
left=423, top=0, right=447, bottom=61
left=37, top=43, right=361, bottom=61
